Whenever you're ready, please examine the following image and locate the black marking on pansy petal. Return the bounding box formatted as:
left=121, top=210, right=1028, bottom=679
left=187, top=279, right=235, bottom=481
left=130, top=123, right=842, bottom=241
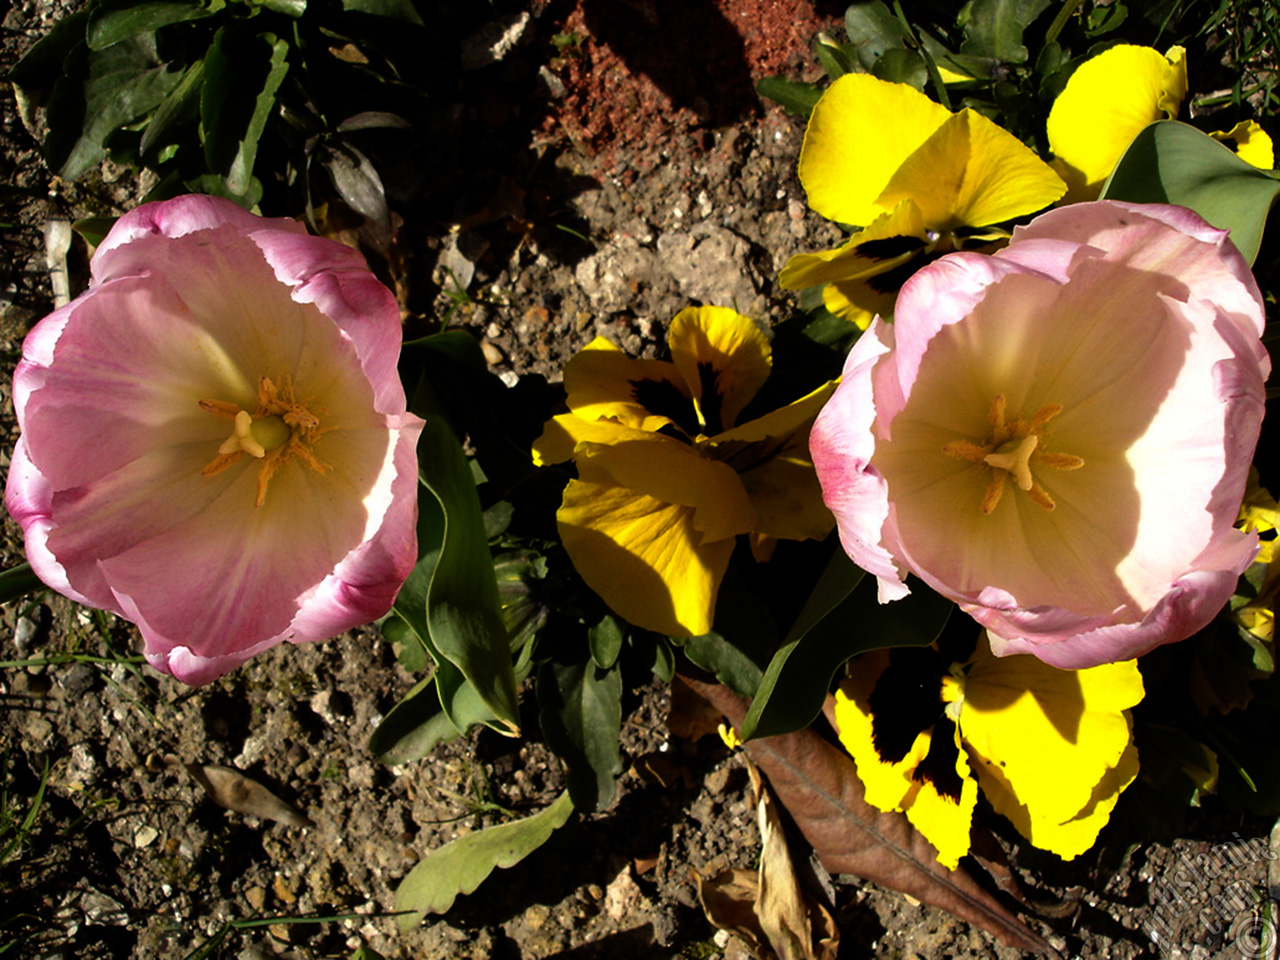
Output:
left=913, top=715, right=965, bottom=803
left=864, top=249, right=937, bottom=295
left=867, top=646, right=946, bottom=765
left=696, top=362, right=725, bottom=434
left=854, top=234, right=928, bottom=261
left=630, top=378, right=699, bottom=437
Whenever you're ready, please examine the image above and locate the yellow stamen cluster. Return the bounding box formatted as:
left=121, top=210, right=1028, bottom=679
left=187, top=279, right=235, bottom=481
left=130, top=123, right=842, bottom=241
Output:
left=942, top=395, right=1084, bottom=514
left=200, top=375, right=331, bottom=507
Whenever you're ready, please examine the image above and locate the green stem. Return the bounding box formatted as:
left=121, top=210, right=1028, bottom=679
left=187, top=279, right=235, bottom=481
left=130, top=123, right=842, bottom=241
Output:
left=1044, top=0, right=1082, bottom=45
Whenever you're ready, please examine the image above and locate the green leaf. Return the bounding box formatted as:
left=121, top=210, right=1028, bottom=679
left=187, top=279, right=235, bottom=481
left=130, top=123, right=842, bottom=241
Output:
left=9, top=11, right=90, bottom=89
left=538, top=660, right=623, bottom=812
left=588, top=615, right=623, bottom=670
left=871, top=46, right=927, bottom=88
left=88, top=0, right=223, bottom=50
left=201, top=28, right=290, bottom=197
left=317, top=142, right=388, bottom=226
left=813, top=35, right=855, bottom=79
left=341, top=0, right=423, bottom=24
left=71, top=216, right=117, bottom=250
left=742, top=556, right=954, bottom=740
left=959, top=0, right=1052, bottom=64
left=394, top=791, right=574, bottom=931
left=140, top=57, right=205, bottom=158
left=1100, top=120, right=1280, bottom=265
left=0, top=563, right=45, bottom=606
left=368, top=676, right=464, bottom=764
left=755, top=76, right=821, bottom=119
left=680, top=630, right=765, bottom=699
left=416, top=416, right=521, bottom=734
left=46, top=34, right=185, bottom=180
left=259, top=0, right=306, bottom=15
left=844, top=0, right=910, bottom=71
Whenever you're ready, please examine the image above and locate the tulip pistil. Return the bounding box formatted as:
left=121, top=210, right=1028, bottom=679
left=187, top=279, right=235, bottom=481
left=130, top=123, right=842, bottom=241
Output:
left=199, top=375, right=332, bottom=506
left=941, top=395, right=1084, bottom=515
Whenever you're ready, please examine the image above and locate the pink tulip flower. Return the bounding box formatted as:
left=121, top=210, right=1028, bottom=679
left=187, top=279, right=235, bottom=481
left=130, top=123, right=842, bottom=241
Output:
left=811, top=201, right=1269, bottom=669
left=5, top=196, right=424, bottom=685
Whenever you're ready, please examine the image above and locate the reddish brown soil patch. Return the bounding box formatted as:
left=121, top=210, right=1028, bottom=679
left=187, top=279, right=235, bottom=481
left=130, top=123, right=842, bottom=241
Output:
left=541, top=0, right=839, bottom=173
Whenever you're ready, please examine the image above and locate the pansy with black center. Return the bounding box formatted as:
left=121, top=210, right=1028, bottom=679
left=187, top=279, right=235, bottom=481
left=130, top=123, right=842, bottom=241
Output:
left=834, top=628, right=1144, bottom=868
left=533, top=306, right=837, bottom=636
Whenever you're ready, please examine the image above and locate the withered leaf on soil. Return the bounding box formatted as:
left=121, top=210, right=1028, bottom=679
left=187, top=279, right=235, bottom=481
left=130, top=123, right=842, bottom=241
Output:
left=183, top=763, right=314, bottom=828
left=681, top=677, right=1059, bottom=957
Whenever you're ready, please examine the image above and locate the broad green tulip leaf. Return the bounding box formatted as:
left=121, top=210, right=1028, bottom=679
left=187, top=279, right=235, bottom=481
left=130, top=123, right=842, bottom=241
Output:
left=46, top=34, right=185, bottom=180
left=1101, top=120, right=1280, bottom=265
left=959, top=0, right=1052, bottom=64
left=844, top=1, right=910, bottom=72
left=537, top=660, right=623, bottom=812
left=755, top=76, right=821, bottom=119
left=394, top=791, right=574, bottom=931
left=588, top=615, right=624, bottom=670
left=341, top=0, right=424, bottom=23
left=87, top=0, right=222, bottom=50
left=416, top=416, right=522, bottom=735
left=201, top=28, right=290, bottom=196
left=368, top=676, right=464, bottom=765
left=0, top=563, right=45, bottom=606
left=140, top=58, right=204, bottom=158
left=742, top=556, right=954, bottom=741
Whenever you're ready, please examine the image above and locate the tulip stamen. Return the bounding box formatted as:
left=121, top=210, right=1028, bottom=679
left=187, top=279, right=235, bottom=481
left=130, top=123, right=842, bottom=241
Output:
left=198, top=373, right=332, bottom=505
left=944, top=394, right=1084, bottom=515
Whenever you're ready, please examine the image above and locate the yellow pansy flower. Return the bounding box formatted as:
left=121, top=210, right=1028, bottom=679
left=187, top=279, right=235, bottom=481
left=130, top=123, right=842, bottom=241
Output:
left=1049, top=45, right=1275, bottom=203
left=781, top=73, right=1065, bottom=328
left=833, top=632, right=1143, bottom=868
left=534, top=306, right=837, bottom=637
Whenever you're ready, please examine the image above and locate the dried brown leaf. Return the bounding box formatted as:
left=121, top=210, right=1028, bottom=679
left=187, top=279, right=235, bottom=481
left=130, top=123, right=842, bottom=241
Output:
left=695, top=867, right=769, bottom=958
left=185, top=763, right=314, bottom=828
left=681, top=677, right=1059, bottom=957
left=752, top=764, right=827, bottom=960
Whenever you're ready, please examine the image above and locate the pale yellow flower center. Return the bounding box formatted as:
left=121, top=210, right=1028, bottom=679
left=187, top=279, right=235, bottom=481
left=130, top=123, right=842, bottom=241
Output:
left=941, top=395, right=1084, bottom=514
left=200, top=375, right=331, bottom=507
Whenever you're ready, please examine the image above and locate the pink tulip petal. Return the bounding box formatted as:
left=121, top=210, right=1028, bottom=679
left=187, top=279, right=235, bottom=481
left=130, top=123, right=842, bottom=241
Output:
left=6, top=195, right=423, bottom=685
left=814, top=200, right=1268, bottom=667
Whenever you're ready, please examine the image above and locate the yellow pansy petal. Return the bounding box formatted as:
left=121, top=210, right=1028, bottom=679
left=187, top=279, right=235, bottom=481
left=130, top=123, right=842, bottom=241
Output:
left=557, top=476, right=734, bottom=637
left=822, top=281, right=888, bottom=329
left=563, top=336, right=692, bottom=433
left=713, top=380, right=837, bottom=445
left=668, top=306, right=772, bottom=432
left=958, top=638, right=1143, bottom=827
left=532, top=413, right=656, bottom=465
left=833, top=660, right=933, bottom=812
left=710, top=381, right=837, bottom=542
left=1047, top=44, right=1187, bottom=201
left=878, top=109, right=1065, bottom=229
left=971, top=738, right=1138, bottom=860
left=575, top=439, right=756, bottom=543
left=799, top=73, right=954, bottom=226
left=902, top=733, right=979, bottom=870
left=1212, top=120, right=1275, bottom=170
left=779, top=202, right=929, bottom=290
